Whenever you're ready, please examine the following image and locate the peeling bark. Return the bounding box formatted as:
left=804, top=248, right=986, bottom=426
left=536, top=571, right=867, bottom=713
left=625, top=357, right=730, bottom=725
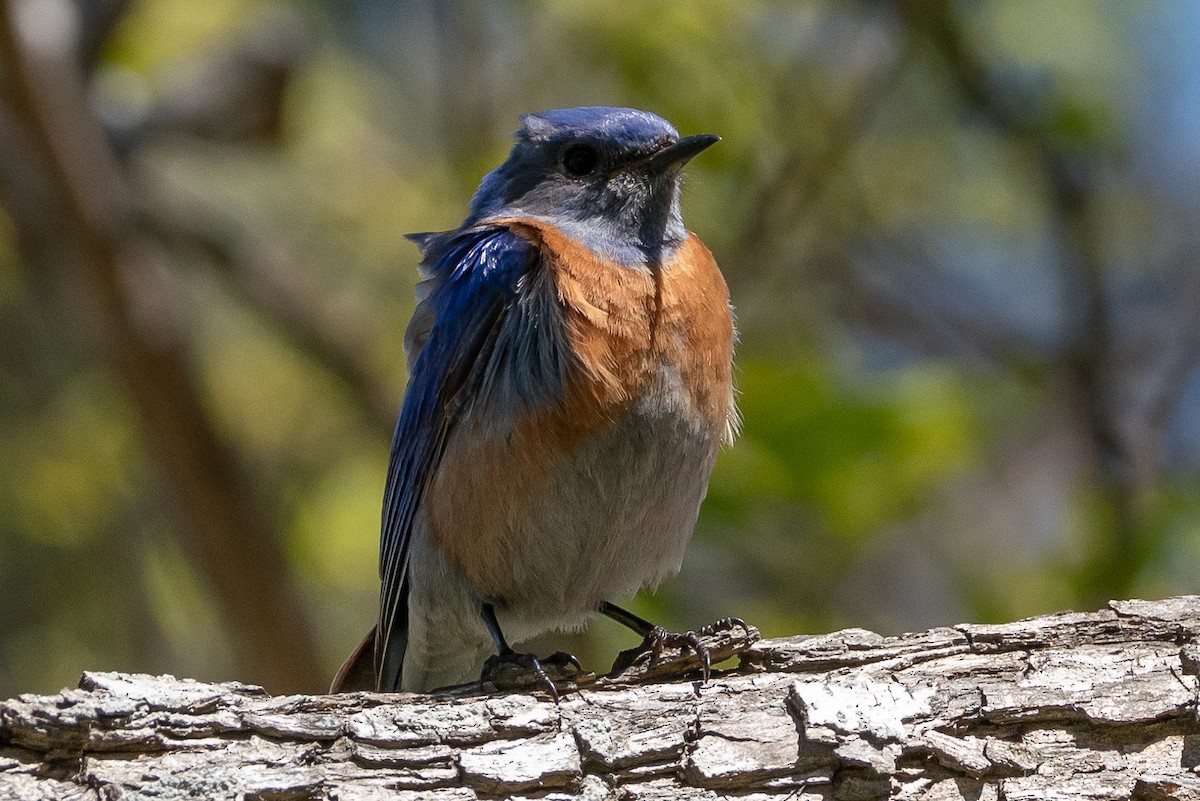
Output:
left=4, top=597, right=1200, bottom=800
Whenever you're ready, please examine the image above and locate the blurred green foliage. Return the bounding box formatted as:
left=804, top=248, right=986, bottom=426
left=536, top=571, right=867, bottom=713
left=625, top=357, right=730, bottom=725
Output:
left=2, top=0, right=1199, bottom=697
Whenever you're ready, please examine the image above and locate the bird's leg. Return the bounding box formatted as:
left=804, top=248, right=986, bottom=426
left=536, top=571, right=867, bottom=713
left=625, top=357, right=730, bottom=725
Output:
left=599, top=601, right=752, bottom=681
left=478, top=603, right=581, bottom=701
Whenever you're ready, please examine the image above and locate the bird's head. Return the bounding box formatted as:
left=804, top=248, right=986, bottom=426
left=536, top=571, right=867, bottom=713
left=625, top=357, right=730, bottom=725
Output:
left=465, top=106, right=719, bottom=265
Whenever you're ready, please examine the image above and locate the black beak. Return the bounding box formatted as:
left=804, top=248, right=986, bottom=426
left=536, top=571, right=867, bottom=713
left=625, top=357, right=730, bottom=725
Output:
left=643, top=133, right=721, bottom=172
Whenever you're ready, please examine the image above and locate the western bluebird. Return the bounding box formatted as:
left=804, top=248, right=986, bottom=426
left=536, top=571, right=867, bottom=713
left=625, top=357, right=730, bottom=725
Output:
left=332, top=106, right=740, bottom=696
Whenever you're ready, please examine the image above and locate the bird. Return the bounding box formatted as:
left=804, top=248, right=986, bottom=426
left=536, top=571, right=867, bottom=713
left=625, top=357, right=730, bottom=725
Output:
left=332, top=106, right=740, bottom=696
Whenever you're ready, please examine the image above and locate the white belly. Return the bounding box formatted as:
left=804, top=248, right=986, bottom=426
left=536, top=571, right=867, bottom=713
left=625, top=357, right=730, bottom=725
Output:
left=400, top=374, right=721, bottom=691
left=495, top=401, right=719, bottom=641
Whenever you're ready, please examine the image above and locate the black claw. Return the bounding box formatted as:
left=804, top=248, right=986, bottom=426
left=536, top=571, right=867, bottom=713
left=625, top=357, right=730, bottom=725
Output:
left=648, top=628, right=704, bottom=668
left=698, top=617, right=751, bottom=638
left=630, top=626, right=713, bottom=681
left=542, top=651, right=584, bottom=674
left=476, top=602, right=581, bottom=701
left=481, top=650, right=559, bottom=702
left=609, top=616, right=757, bottom=682
left=478, top=649, right=583, bottom=701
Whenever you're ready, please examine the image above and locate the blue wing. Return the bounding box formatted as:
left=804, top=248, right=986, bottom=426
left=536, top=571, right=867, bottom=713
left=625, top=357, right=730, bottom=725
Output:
left=375, top=225, right=568, bottom=691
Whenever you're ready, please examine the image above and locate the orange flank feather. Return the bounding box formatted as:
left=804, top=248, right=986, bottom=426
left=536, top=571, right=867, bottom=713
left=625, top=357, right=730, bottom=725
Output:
left=426, top=218, right=735, bottom=599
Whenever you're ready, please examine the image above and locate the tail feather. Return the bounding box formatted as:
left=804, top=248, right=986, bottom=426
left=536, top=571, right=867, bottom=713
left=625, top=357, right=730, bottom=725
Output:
left=376, top=581, right=410, bottom=692
left=329, top=625, right=377, bottom=693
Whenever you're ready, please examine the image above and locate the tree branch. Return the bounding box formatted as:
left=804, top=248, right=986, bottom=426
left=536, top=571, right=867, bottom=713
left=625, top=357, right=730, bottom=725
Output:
left=3, top=597, right=1200, bottom=799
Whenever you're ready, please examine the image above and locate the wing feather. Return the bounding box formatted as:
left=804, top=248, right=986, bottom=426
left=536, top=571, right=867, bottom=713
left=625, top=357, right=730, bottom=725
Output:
left=375, top=226, right=563, bottom=691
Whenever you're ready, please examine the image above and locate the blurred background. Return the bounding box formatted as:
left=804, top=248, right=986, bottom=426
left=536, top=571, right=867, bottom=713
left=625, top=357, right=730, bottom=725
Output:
left=1, top=0, right=1199, bottom=698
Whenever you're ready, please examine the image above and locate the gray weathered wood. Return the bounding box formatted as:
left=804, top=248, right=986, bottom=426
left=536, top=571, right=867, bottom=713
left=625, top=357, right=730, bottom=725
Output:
left=4, top=597, right=1200, bottom=799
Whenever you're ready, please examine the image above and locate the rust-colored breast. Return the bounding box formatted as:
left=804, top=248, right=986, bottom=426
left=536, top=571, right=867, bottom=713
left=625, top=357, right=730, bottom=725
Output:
left=509, top=220, right=656, bottom=425
left=501, top=219, right=735, bottom=437
left=654, top=233, right=737, bottom=439
left=425, top=218, right=735, bottom=598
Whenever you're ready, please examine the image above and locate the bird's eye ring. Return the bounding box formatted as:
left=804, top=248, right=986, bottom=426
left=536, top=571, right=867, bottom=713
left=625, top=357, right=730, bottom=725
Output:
left=562, top=144, right=599, bottom=177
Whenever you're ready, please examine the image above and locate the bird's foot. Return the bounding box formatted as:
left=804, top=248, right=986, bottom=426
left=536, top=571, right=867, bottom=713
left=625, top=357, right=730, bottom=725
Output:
left=479, top=649, right=583, bottom=702
left=609, top=617, right=756, bottom=682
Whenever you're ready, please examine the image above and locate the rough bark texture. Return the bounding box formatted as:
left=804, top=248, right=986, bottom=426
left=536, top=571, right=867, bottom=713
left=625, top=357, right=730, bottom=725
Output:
left=4, top=597, right=1200, bottom=800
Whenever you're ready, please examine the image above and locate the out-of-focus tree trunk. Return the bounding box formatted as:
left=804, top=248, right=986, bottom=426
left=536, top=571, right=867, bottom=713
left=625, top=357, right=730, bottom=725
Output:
left=0, top=0, right=321, bottom=693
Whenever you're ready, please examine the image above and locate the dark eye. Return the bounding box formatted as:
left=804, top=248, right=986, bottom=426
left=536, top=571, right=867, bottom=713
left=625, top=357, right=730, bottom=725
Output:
left=562, top=144, right=599, bottom=177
